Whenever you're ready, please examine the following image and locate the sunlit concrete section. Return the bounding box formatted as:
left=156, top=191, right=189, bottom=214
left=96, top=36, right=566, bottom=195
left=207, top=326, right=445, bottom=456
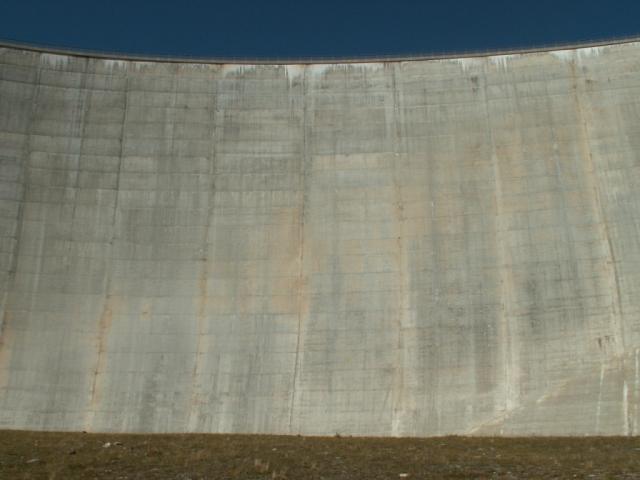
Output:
left=0, top=41, right=639, bottom=436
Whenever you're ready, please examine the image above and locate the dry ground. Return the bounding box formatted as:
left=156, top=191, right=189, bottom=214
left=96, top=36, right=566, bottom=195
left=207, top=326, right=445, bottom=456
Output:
left=1, top=430, right=639, bottom=479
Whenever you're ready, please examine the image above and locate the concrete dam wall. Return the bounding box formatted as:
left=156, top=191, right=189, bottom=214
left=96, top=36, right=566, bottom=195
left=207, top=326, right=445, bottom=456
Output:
left=0, top=41, right=639, bottom=436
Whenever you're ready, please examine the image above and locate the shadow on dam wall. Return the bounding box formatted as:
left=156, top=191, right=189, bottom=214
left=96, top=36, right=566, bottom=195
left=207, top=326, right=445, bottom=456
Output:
left=0, top=40, right=639, bottom=436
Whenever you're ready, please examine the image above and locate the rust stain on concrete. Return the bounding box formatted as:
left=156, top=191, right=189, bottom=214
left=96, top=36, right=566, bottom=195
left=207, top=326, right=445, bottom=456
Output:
left=86, top=295, right=115, bottom=429
left=0, top=311, right=14, bottom=392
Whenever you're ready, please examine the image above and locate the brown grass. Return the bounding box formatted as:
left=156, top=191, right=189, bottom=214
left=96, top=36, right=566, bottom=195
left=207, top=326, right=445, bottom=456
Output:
left=1, top=430, right=639, bottom=479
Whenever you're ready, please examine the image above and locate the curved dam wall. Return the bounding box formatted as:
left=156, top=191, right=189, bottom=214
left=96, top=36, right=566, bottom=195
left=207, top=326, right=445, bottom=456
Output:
left=0, top=42, right=639, bottom=436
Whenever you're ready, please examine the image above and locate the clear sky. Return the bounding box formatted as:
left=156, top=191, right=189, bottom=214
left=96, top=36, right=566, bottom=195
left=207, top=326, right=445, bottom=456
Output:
left=1, top=0, right=639, bottom=59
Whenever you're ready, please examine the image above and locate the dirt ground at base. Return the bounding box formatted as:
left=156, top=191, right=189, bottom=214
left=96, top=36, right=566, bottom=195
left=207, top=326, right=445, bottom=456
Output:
left=1, top=430, right=639, bottom=479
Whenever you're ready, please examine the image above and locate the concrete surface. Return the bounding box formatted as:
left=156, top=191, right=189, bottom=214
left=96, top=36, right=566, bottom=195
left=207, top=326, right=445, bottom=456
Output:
left=0, top=41, right=639, bottom=436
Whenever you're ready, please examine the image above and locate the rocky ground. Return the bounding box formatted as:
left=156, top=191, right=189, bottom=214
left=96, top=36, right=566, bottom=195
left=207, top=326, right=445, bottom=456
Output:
left=1, top=430, right=639, bottom=479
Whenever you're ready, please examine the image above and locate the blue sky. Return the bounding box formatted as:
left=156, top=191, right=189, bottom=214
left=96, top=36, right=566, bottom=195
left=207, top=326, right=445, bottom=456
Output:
left=1, top=0, right=639, bottom=59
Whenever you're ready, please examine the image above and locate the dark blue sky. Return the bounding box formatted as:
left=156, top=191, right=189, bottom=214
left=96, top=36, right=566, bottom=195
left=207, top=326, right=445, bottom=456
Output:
left=1, top=0, right=639, bottom=59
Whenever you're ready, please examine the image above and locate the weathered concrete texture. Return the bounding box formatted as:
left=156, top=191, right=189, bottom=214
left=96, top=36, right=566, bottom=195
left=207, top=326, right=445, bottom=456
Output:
left=0, top=42, right=639, bottom=436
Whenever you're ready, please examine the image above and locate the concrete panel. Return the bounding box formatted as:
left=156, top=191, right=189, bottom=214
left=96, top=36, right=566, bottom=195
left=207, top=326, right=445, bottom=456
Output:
left=0, top=41, right=639, bottom=435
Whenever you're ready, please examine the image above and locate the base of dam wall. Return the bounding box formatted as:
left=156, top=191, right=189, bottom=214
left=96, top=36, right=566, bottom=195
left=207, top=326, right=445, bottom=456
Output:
left=0, top=41, right=639, bottom=436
